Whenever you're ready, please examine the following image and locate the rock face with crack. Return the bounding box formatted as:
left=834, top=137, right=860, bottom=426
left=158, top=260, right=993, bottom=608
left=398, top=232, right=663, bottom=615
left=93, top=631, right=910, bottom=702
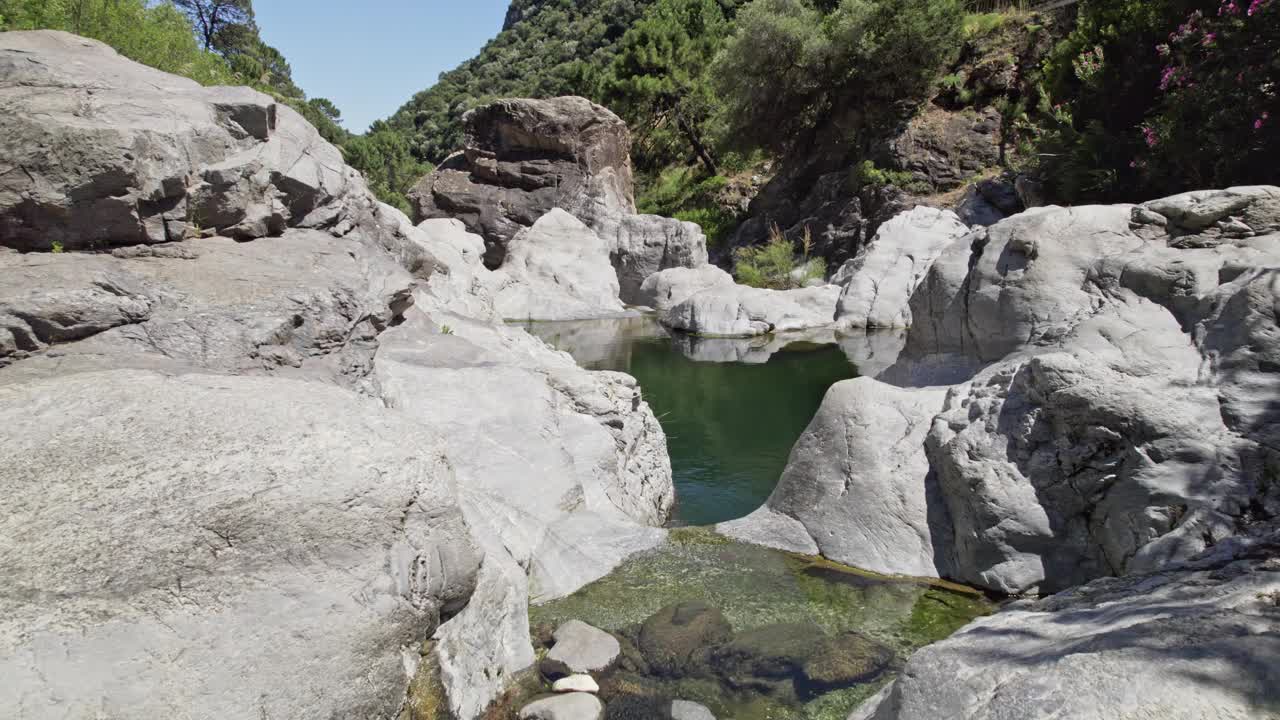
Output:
left=0, top=31, right=675, bottom=720
left=834, top=206, right=970, bottom=330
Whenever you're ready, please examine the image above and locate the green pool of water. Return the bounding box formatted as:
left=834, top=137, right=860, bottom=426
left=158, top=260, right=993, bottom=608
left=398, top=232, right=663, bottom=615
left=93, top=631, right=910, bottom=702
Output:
left=517, top=317, right=858, bottom=526
left=528, top=530, right=993, bottom=720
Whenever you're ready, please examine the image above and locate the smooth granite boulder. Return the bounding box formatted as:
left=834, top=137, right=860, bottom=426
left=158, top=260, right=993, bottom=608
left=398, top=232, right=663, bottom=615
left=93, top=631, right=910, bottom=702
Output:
left=835, top=207, right=970, bottom=330
left=0, top=370, right=481, bottom=719
left=719, top=379, right=949, bottom=577
left=542, top=620, right=622, bottom=679
left=662, top=283, right=841, bottom=337
left=520, top=693, right=606, bottom=720
left=491, top=209, right=626, bottom=320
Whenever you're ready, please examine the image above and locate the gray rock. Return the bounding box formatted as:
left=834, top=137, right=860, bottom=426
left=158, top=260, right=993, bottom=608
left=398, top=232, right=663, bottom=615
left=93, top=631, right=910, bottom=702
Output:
left=520, top=693, right=606, bottom=720
left=637, top=265, right=736, bottom=313
left=0, top=31, right=365, bottom=251
left=0, top=369, right=481, bottom=719
left=411, top=96, right=636, bottom=268
left=553, top=675, right=601, bottom=693
left=720, top=379, right=948, bottom=578
left=670, top=700, right=717, bottom=720
left=595, top=213, right=709, bottom=305
left=854, top=534, right=1280, bottom=720
left=835, top=207, right=970, bottom=330
left=542, top=620, right=622, bottom=678
left=490, top=209, right=626, bottom=321
left=662, top=283, right=841, bottom=338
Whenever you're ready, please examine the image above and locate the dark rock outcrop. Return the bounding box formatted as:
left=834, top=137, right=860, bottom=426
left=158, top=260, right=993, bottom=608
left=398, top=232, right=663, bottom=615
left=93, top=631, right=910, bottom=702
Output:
left=638, top=601, right=733, bottom=678
left=409, top=96, right=636, bottom=268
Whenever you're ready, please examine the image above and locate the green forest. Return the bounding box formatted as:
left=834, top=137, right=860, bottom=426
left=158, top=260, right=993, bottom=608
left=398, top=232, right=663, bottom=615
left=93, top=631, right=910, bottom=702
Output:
left=3, top=0, right=1276, bottom=221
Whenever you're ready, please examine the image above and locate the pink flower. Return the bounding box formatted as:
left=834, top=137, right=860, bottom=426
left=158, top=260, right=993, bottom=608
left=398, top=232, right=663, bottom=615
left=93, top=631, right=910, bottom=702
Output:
left=1257, top=112, right=1272, bottom=130
left=1142, top=125, right=1160, bottom=148
left=1203, top=33, right=1217, bottom=46
left=1248, top=0, right=1268, bottom=15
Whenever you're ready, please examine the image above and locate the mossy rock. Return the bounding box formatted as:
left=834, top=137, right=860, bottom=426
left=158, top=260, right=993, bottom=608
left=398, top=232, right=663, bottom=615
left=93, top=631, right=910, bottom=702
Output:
left=604, top=694, right=675, bottom=720
left=597, top=671, right=666, bottom=703
left=639, top=601, right=733, bottom=678
left=709, top=622, right=826, bottom=681
left=799, top=632, right=895, bottom=697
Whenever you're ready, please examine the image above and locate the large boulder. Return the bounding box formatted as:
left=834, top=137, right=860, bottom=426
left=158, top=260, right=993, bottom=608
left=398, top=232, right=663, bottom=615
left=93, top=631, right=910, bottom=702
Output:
left=854, top=532, right=1280, bottom=720
left=490, top=209, right=626, bottom=320
left=835, top=207, right=970, bottom=330
left=0, top=370, right=482, bottom=719
left=594, top=213, right=709, bottom=304
left=638, top=264, right=736, bottom=313
left=410, top=96, right=636, bottom=268
left=0, top=31, right=368, bottom=251
left=662, top=283, right=841, bottom=338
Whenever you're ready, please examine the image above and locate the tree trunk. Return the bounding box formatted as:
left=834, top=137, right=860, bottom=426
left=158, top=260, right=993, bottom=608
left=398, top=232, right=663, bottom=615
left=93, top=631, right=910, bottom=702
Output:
left=675, top=111, right=719, bottom=176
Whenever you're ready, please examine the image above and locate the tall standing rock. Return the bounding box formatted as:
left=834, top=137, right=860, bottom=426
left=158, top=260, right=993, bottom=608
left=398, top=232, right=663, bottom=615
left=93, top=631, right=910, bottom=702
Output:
left=409, top=96, right=707, bottom=305
left=410, top=96, right=636, bottom=268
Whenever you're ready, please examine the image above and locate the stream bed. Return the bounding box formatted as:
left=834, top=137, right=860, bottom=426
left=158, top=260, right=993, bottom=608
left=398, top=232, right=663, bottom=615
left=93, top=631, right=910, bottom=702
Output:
left=505, top=318, right=991, bottom=720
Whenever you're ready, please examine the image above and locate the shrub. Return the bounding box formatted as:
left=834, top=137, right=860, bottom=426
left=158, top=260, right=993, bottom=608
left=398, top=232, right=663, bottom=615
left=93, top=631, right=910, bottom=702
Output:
left=733, top=225, right=826, bottom=289
left=0, top=0, right=235, bottom=86
left=711, top=0, right=965, bottom=155
left=638, top=166, right=739, bottom=246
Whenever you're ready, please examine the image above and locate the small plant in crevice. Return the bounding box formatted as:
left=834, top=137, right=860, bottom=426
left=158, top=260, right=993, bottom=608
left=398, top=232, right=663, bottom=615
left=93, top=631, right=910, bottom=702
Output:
left=51, top=240, right=64, bottom=254
left=440, top=325, right=454, bottom=335
left=733, top=223, right=826, bottom=290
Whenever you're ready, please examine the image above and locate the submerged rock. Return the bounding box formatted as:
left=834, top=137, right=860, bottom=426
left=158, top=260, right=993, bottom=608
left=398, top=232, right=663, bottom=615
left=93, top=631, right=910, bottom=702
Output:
left=639, top=601, right=734, bottom=678
left=519, top=692, right=606, bottom=720
left=670, top=699, right=717, bottom=720
left=799, top=632, right=894, bottom=695
left=709, top=622, right=826, bottom=694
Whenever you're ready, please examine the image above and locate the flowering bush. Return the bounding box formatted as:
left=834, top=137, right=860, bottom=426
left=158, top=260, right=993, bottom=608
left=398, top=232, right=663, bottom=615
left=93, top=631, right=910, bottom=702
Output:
left=1134, top=0, right=1279, bottom=189
left=1034, top=0, right=1278, bottom=201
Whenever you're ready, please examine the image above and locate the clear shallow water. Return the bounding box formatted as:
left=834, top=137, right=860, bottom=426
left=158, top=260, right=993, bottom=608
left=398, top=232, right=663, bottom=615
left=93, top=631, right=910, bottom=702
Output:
left=517, top=317, right=859, bottom=526
left=525, top=531, right=993, bottom=720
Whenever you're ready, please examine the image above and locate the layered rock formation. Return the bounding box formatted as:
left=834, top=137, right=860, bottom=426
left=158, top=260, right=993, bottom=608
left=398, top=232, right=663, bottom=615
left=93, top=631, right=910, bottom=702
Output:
left=0, top=31, right=674, bottom=720
left=409, top=96, right=707, bottom=305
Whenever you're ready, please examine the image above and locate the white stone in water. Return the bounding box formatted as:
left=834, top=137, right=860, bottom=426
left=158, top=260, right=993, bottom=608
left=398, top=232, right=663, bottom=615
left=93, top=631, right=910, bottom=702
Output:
left=671, top=699, right=717, bottom=720
left=545, top=620, right=621, bottom=674
left=552, top=675, right=600, bottom=693
left=519, top=692, right=604, bottom=720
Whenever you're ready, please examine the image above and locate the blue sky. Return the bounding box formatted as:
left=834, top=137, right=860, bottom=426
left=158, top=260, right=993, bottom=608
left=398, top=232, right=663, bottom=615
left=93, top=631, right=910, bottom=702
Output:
left=255, top=1, right=511, bottom=134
